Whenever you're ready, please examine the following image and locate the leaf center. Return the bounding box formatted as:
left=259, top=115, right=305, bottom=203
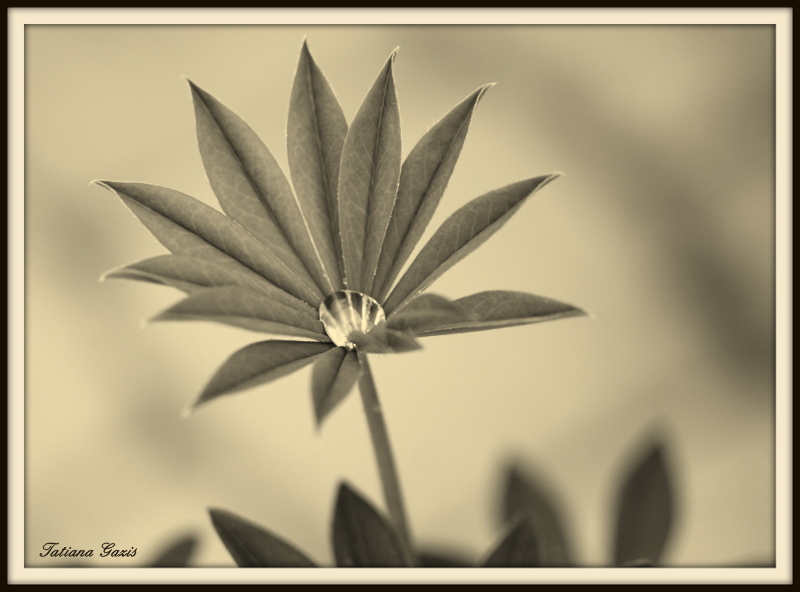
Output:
left=319, top=290, right=386, bottom=349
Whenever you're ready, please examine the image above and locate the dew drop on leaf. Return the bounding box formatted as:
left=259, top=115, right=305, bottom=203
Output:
left=319, top=290, right=386, bottom=348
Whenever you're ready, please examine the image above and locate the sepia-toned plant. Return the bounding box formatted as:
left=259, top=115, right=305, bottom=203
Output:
left=97, top=41, right=588, bottom=567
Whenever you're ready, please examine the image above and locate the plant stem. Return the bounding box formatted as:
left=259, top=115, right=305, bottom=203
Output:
left=356, top=351, right=413, bottom=563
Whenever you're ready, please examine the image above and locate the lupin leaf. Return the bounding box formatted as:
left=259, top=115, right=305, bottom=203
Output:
left=190, top=80, right=337, bottom=296
left=619, top=558, right=654, bottom=567
left=102, top=254, right=318, bottom=317
left=150, top=534, right=198, bottom=567
left=311, top=346, right=360, bottom=425
left=95, top=181, right=323, bottom=307
left=151, top=286, right=329, bottom=341
left=415, top=290, right=585, bottom=337
left=612, top=441, right=674, bottom=566
left=194, top=340, right=333, bottom=409
left=288, top=41, right=348, bottom=290
left=209, top=508, right=316, bottom=567
left=349, top=325, right=423, bottom=354
left=385, top=293, right=467, bottom=334
left=373, top=84, right=492, bottom=302
left=481, top=517, right=541, bottom=567
left=416, top=550, right=473, bottom=567
left=502, top=464, right=573, bottom=566
left=383, top=175, right=560, bottom=315
left=338, top=51, right=402, bottom=294
left=332, top=482, right=410, bottom=567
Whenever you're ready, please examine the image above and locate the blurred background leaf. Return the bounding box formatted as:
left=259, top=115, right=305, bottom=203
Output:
left=481, top=517, right=541, bottom=567
left=149, top=533, right=199, bottom=567
left=501, top=462, right=573, bottom=566
left=416, top=549, right=473, bottom=568
left=332, top=483, right=411, bottom=567
left=611, top=439, right=675, bottom=566
left=210, top=508, right=316, bottom=567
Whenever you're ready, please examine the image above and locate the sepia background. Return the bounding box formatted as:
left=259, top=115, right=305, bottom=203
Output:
left=25, top=24, right=777, bottom=568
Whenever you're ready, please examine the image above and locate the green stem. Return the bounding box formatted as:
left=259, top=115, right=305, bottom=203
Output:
left=356, top=351, right=413, bottom=563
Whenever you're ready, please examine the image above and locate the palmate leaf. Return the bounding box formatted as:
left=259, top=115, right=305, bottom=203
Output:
left=612, top=441, right=674, bottom=566
left=481, top=517, right=541, bottom=567
left=502, top=464, right=573, bottom=567
left=332, top=482, right=411, bottom=567
left=311, top=346, right=360, bottom=425
left=99, top=43, right=584, bottom=432
left=190, top=81, right=338, bottom=296
left=95, top=181, right=323, bottom=308
left=338, top=51, right=402, bottom=294
left=209, top=508, right=316, bottom=567
left=373, top=84, right=492, bottom=302
left=288, top=41, right=348, bottom=288
left=102, top=254, right=318, bottom=317
left=415, top=290, right=586, bottom=337
left=383, top=174, right=561, bottom=315
left=151, top=286, right=328, bottom=341
left=194, top=340, right=333, bottom=409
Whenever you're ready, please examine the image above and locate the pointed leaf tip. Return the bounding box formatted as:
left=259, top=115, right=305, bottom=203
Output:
left=190, top=79, right=336, bottom=298
left=103, top=255, right=319, bottom=315
left=482, top=517, right=541, bottom=567
left=332, top=482, right=410, bottom=567
left=209, top=508, right=316, bottom=567
left=612, top=440, right=675, bottom=566
left=384, top=175, right=560, bottom=314
left=99, top=182, right=324, bottom=307
left=477, top=82, right=495, bottom=98
left=93, top=179, right=112, bottom=192
left=150, top=534, right=198, bottom=567
left=372, top=85, right=493, bottom=300
left=501, top=463, right=573, bottom=566
left=413, top=290, right=585, bottom=337
left=338, top=50, right=402, bottom=293
left=288, top=38, right=347, bottom=294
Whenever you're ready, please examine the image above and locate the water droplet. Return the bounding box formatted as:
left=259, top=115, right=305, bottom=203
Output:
left=319, top=290, right=386, bottom=349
